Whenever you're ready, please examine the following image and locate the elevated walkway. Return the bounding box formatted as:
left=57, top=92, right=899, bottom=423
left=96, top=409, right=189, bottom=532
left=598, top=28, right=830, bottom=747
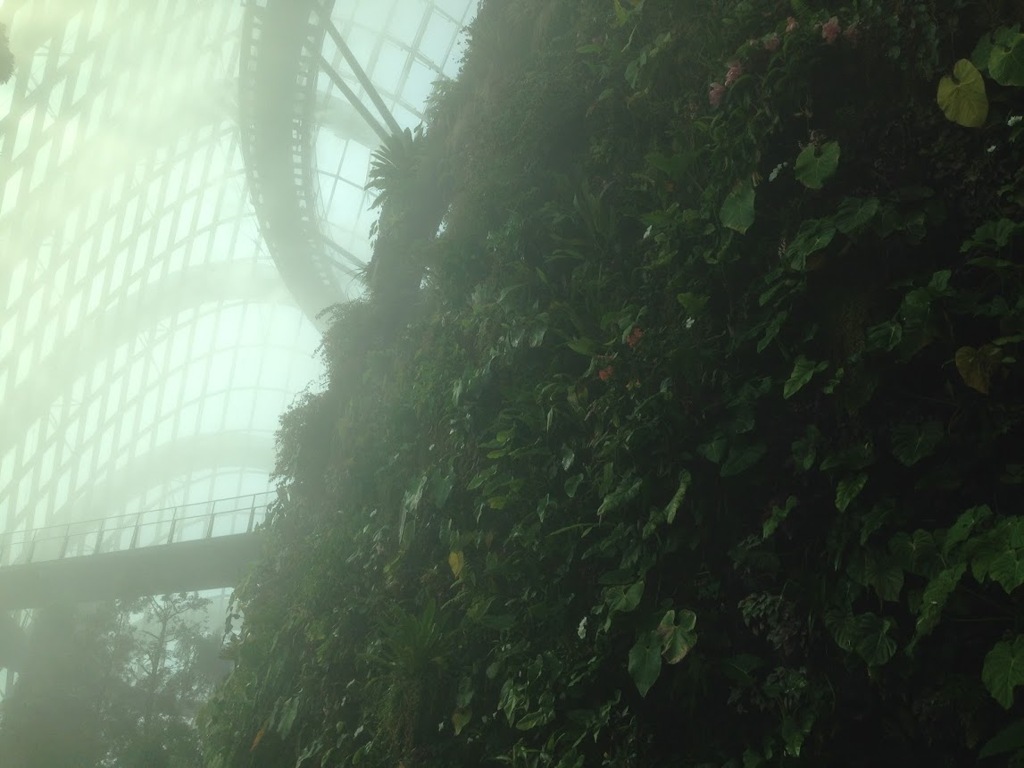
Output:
left=0, top=492, right=273, bottom=610
left=239, top=0, right=347, bottom=323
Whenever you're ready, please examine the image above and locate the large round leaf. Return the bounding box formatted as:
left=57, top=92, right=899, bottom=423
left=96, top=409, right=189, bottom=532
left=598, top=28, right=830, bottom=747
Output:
left=794, top=141, right=840, bottom=189
left=937, top=59, right=988, bottom=128
left=983, top=636, right=1024, bottom=709
left=989, top=31, right=1024, bottom=86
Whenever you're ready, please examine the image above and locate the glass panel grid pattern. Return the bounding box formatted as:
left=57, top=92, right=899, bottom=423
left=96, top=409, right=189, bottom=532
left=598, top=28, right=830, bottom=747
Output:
left=0, top=0, right=475, bottom=537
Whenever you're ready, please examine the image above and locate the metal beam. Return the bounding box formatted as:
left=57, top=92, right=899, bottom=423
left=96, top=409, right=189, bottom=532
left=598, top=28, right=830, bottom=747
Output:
left=321, top=17, right=403, bottom=136
left=318, top=54, right=391, bottom=143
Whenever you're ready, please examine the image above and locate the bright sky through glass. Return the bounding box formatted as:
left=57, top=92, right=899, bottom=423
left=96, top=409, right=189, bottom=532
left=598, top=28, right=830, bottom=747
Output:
left=0, top=0, right=476, bottom=536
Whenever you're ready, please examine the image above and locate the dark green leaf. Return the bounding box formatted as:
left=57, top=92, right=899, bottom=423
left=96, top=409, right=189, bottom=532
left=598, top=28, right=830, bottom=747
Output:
left=787, top=219, right=836, bottom=270
left=606, top=580, right=644, bottom=613
left=783, top=356, right=827, bottom=399
left=865, top=321, right=903, bottom=352
left=698, top=437, right=728, bottom=464
left=561, top=446, right=575, bottom=471
left=564, top=473, right=583, bottom=498
left=834, top=196, right=880, bottom=234
left=720, top=444, right=767, bottom=477
left=795, top=141, right=840, bottom=189
left=628, top=631, right=663, bottom=697
left=986, top=549, right=1024, bottom=593
left=979, top=718, right=1024, bottom=758
left=915, top=563, right=966, bottom=640
left=983, top=636, right=1024, bottom=708
left=852, top=613, right=897, bottom=666
left=763, top=496, right=798, bottom=539
left=720, top=180, right=756, bottom=234
left=989, top=32, right=1024, bottom=86
left=821, top=443, right=874, bottom=472
left=943, top=505, right=992, bottom=556
left=757, top=311, right=788, bottom=353
left=836, top=473, right=868, bottom=512
left=791, top=426, right=821, bottom=472
left=662, top=470, right=691, bottom=525
left=890, top=421, right=944, bottom=466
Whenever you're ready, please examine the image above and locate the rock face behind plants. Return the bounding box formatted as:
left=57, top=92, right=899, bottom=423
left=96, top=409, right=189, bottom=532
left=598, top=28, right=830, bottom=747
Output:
left=199, top=2, right=1024, bottom=766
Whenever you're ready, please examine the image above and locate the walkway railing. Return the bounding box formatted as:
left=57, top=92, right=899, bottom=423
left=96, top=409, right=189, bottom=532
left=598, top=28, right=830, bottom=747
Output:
left=0, top=491, right=274, bottom=568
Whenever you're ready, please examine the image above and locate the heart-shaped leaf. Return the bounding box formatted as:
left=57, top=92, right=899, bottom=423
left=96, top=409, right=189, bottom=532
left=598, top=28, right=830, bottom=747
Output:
left=720, top=180, right=756, bottom=233
left=795, top=141, right=840, bottom=189
left=983, top=636, right=1024, bottom=708
left=937, top=59, right=988, bottom=128
left=628, top=631, right=663, bottom=697
left=989, top=32, right=1024, bottom=86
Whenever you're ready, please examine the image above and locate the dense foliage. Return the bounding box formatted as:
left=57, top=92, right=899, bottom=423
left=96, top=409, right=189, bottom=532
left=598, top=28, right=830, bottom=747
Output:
left=201, top=1, right=1024, bottom=765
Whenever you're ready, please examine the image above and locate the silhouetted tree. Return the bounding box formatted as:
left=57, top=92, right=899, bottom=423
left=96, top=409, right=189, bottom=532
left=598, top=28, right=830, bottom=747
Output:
left=0, top=595, right=225, bottom=767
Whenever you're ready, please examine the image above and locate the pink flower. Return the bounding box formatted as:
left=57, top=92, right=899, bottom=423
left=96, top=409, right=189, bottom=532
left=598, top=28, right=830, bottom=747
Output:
left=785, top=17, right=799, bottom=34
left=627, top=326, right=644, bottom=349
left=598, top=366, right=615, bottom=382
left=842, top=22, right=860, bottom=45
left=763, top=33, right=781, bottom=52
left=708, top=82, right=726, bottom=108
left=724, top=60, right=744, bottom=87
left=821, top=16, right=841, bottom=43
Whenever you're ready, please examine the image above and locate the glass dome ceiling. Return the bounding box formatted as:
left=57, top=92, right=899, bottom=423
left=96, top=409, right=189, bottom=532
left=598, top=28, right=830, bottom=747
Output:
left=0, top=0, right=477, bottom=536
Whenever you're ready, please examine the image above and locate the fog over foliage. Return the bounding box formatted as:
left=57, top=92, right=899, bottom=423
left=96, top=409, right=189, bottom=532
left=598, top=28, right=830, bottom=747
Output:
left=200, top=1, right=1024, bottom=766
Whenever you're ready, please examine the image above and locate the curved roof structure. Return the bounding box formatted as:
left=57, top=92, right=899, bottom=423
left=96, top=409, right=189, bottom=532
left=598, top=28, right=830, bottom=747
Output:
left=0, top=0, right=477, bottom=537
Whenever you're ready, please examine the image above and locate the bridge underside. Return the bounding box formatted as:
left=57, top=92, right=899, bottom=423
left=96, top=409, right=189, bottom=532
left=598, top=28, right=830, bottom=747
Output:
left=0, top=533, right=264, bottom=611
left=240, top=0, right=346, bottom=324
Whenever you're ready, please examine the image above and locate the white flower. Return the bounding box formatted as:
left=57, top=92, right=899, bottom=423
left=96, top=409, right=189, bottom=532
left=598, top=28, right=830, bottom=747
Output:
left=685, top=317, right=696, bottom=329
left=768, top=162, right=786, bottom=182
left=1008, top=115, right=1022, bottom=127
left=577, top=617, right=588, bottom=639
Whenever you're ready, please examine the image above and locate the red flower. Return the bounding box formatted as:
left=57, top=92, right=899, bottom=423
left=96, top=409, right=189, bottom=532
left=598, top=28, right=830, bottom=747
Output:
left=821, top=16, right=841, bottom=43
left=598, top=366, right=615, bottom=381
left=724, top=60, right=743, bottom=87
left=708, top=81, right=726, bottom=108
left=627, top=326, right=644, bottom=349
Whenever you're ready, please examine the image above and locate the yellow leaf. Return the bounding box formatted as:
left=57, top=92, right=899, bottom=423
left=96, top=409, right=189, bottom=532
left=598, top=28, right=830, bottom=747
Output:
left=250, top=725, right=266, bottom=752
left=448, top=550, right=465, bottom=578
left=955, top=344, right=1001, bottom=394
left=937, top=59, right=988, bottom=128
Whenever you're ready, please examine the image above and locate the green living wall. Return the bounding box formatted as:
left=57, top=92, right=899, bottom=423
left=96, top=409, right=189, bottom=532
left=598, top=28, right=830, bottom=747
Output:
left=201, top=1, right=1024, bottom=765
